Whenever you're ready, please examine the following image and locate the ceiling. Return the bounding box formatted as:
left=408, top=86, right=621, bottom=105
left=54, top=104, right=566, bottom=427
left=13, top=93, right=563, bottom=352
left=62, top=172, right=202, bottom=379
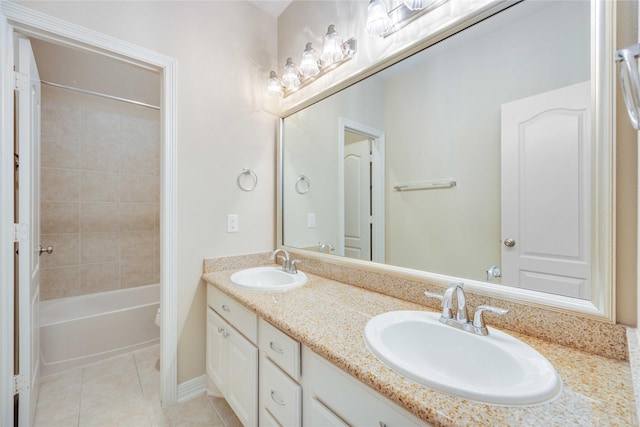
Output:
left=248, top=0, right=293, bottom=17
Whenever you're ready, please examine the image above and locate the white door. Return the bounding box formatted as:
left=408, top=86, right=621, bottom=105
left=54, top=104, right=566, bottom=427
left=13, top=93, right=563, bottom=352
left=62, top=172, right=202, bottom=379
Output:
left=343, top=139, right=371, bottom=261
left=501, top=81, right=591, bottom=299
left=16, top=36, right=42, bottom=426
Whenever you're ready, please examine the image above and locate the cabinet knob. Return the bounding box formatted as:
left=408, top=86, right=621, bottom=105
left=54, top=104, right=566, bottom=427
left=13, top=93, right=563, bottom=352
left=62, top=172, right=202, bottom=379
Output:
left=221, top=304, right=231, bottom=312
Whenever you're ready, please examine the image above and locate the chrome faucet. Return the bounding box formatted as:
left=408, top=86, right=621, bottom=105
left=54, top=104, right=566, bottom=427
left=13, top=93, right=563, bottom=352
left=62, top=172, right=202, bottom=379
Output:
left=318, top=242, right=335, bottom=253
left=425, top=283, right=508, bottom=336
left=269, top=248, right=300, bottom=274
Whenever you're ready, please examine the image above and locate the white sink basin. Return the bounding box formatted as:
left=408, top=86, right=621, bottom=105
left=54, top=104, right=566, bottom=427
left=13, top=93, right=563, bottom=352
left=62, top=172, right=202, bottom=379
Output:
left=364, top=311, right=562, bottom=406
left=230, top=266, right=308, bottom=291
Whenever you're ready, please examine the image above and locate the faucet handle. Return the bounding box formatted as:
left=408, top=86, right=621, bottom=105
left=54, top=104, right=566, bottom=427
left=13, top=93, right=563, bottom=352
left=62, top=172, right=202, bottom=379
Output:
left=277, top=255, right=290, bottom=270
left=424, top=291, right=444, bottom=302
left=289, top=259, right=300, bottom=274
left=472, top=305, right=508, bottom=335
left=424, top=291, right=452, bottom=319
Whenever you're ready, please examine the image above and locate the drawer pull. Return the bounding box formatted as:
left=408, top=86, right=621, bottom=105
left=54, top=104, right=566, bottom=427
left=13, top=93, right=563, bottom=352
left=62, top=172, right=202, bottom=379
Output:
left=217, top=327, right=224, bottom=333
left=221, top=304, right=231, bottom=312
left=269, top=341, right=284, bottom=354
left=270, top=390, right=286, bottom=406
left=379, top=423, right=387, bottom=427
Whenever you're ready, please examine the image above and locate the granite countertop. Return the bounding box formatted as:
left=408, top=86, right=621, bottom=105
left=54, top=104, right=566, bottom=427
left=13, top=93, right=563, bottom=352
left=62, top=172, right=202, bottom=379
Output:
left=202, top=270, right=637, bottom=427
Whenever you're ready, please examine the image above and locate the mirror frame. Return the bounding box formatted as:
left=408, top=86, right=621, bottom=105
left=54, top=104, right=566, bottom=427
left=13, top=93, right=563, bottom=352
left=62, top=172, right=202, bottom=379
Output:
left=277, top=0, right=616, bottom=322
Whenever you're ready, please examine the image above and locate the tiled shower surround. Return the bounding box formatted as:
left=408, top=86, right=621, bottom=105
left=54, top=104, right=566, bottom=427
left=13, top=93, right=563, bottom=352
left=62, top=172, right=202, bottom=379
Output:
left=39, top=85, right=160, bottom=301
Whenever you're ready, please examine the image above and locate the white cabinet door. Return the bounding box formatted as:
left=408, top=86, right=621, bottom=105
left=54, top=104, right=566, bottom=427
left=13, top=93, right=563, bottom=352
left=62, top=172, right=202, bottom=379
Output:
left=206, top=308, right=227, bottom=393
left=227, top=329, right=258, bottom=427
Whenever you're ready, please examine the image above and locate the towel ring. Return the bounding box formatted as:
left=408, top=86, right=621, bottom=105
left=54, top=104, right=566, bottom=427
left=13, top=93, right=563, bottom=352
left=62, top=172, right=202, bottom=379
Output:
left=296, top=174, right=310, bottom=194
left=237, top=168, right=258, bottom=192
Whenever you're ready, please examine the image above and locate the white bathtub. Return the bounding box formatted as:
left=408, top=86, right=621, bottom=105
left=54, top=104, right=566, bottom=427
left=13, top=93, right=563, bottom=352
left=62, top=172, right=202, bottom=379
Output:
left=40, top=283, right=160, bottom=376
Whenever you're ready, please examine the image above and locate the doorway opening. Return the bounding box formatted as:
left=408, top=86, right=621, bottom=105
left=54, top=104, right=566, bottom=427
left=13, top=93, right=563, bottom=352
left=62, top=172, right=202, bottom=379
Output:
left=1, top=3, right=178, bottom=425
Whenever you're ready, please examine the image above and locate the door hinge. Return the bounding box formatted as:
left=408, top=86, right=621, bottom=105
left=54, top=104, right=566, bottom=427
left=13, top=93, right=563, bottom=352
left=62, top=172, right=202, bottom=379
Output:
left=13, top=374, right=28, bottom=395
left=13, top=71, right=28, bottom=92
left=13, top=223, right=28, bottom=243
left=369, top=215, right=374, bottom=224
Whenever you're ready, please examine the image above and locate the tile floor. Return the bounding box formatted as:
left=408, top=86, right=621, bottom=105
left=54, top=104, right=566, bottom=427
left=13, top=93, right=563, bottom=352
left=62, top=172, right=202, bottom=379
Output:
left=34, top=344, right=242, bottom=427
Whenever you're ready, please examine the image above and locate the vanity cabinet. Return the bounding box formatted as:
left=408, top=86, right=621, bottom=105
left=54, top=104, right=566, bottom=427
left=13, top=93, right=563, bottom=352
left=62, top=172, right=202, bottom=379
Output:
left=302, top=346, right=429, bottom=427
left=206, top=284, right=428, bottom=427
left=206, top=287, right=258, bottom=427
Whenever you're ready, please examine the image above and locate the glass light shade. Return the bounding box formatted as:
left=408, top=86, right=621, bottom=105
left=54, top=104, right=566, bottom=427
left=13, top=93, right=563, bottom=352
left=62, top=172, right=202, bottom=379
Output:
left=404, top=0, right=435, bottom=10
left=320, top=24, right=344, bottom=66
left=299, top=42, right=320, bottom=77
left=266, top=71, right=283, bottom=97
left=366, top=0, right=393, bottom=36
left=282, top=57, right=301, bottom=89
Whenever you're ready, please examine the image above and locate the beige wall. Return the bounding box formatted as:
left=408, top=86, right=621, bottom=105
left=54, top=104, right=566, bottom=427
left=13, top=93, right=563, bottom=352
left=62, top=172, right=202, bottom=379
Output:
left=17, top=0, right=278, bottom=382
left=40, top=85, right=160, bottom=301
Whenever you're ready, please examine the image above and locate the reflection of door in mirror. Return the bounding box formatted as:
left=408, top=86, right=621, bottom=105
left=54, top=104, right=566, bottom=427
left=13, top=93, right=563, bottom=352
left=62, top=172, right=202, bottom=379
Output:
left=338, top=119, right=386, bottom=263
left=344, top=132, right=372, bottom=261
left=501, top=81, right=591, bottom=299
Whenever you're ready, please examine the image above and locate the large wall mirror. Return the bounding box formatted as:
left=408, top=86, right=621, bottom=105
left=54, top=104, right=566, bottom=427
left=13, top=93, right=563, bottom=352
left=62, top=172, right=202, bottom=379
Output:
left=279, top=0, right=614, bottom=320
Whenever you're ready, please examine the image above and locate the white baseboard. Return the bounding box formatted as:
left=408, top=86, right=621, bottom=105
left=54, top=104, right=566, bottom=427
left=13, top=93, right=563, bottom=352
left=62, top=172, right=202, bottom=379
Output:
left=177, top=374, right=207, bottom=403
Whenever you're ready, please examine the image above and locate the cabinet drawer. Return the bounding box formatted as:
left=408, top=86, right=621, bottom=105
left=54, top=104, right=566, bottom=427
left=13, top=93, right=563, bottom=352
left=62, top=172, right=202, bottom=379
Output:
left=309, top=398, right=349, bottom=427
left=261, top=358, right=301, bottom=427
left=303, top=347, right=428, bottom=427
left=259, top=318, right=301, bottom=381
left=207, top=285, right=257, bottom=344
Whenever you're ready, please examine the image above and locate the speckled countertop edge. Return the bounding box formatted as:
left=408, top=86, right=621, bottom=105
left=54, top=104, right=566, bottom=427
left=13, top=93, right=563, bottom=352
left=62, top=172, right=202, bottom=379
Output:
left=203, top=269, right=637, bottom=427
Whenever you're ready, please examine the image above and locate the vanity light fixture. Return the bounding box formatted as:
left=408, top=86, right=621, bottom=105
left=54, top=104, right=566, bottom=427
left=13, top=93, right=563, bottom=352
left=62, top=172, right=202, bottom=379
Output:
left=366, top=0, right=393, bottom=36
left=282, top=57, right=301, bottom=89
left=299, top=43, right=320, bottom=77
left=265, top=24, right=357, bottom=98
left=266, top=71, right=284, bottom=97
left=320, top=24, right=345, bottom=66
left=366, top=0, right=449, bottom=37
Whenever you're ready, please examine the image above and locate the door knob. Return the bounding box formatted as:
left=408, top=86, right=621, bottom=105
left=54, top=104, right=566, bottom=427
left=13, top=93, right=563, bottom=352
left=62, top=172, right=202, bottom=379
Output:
left=38, top=245, right=53, bottom=256
left=503, top=239, right=516, bottom=248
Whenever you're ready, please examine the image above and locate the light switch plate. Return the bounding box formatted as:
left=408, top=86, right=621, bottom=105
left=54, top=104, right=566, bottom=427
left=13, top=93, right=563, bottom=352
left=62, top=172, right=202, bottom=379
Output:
left=227, top=214, right=239, bottom=232
left=308, top=213, right=316, bottom=228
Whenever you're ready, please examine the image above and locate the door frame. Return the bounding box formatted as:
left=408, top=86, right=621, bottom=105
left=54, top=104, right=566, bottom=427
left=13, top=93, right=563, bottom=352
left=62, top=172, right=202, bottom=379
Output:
left=338, top=118, right=385, bottom=263
left=0, top=2, right=179, bottom=423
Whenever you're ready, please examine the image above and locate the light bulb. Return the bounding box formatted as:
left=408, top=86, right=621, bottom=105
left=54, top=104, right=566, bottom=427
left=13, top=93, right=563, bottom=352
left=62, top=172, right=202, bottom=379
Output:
left=266, top=71, right=283, bottom=97
left=366, top=0, right=393, bottom=36
left=320, top=24, right=344, bottom=66
left=299, top=43, right=320, bottom=77
left=282, top=57, right=301, bottom=89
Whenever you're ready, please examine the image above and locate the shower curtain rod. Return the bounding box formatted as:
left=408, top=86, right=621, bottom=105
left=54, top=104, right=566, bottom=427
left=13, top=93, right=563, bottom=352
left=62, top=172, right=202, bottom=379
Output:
left=41, top=80, right=160, bottom=111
